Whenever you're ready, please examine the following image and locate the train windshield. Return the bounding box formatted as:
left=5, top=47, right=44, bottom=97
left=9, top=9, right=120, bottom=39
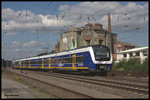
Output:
left=92, top=45, right=110, bottom=61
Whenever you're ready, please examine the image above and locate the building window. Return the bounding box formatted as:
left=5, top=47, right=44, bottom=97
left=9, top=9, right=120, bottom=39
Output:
left=136, top=52, right=140, bottom=56
left=143, top=51, right=148, bottom=56
left=86, top=40, right=90, bottom=45
left=117, top=44, right=121, bottom=47
left=78, top=32, right=81, bottom=35
left=123, top=54, right=127, bottom=57
left=99, top=40, right=103, bottom=45
left=129, top=53, right=133, bottom=57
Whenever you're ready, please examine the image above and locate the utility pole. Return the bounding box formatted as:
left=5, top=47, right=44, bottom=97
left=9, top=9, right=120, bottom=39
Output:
left=108, top=12, right=113, bottom=54
left=108, top=12, right=111, bottom=33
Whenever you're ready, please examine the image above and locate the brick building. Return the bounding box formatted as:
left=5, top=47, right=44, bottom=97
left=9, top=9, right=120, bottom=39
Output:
left=113, top=41, right=139, bottom=59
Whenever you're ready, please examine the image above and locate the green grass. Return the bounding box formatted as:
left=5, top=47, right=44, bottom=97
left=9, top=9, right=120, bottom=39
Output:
left=29, top=83, right=37, bottom=89
left=12, top=75, right=19, bottom=81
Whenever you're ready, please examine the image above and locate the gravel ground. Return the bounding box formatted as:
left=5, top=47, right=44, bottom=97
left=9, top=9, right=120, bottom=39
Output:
left=7, top=68, right=149, bottom=98
left=2, top=76, right=37, bottom=98
left=2, top=71, right=56, bottom=98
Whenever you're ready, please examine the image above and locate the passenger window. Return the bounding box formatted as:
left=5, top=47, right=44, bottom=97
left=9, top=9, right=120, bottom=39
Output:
left=76, top=56, right=84, bottom=63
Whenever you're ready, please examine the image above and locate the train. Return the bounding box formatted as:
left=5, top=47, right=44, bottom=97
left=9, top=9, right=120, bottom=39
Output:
left=12, top=45, right=112, bottom=75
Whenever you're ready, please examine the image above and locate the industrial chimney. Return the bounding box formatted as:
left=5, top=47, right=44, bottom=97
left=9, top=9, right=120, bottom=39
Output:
left=108, top=12, right=111, bottom=33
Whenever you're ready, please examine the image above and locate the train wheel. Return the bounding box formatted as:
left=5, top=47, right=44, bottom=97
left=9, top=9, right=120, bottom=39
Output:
left=49, top=69, right=52, bottom=73
left=52, top=69, right=57, bottom=73
left=81, top=70, right=90, bottom=76
left=98, top=71, right=107, bottom=76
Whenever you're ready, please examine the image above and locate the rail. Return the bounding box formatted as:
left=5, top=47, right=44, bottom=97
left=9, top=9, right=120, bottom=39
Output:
left=4, top=69, right=94, bottom=99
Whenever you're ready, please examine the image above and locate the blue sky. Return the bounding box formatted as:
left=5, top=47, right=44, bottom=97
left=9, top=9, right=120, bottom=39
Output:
left=2, top=1, right=148, bottom=61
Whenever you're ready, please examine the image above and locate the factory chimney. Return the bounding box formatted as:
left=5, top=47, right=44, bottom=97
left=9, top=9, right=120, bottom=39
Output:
left=108, top=12, right=111, bottom=32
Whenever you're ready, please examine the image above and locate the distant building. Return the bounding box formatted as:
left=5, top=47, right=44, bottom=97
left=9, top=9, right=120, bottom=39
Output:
left=56, top=23, right=117, bottom=54
left=116, top=46, right=148, bottom=63
left=113, top=41, right=138, bottom=59
left=55, top=40, right=60, bottom=53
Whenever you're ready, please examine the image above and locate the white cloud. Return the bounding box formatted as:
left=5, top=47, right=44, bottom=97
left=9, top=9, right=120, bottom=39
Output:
left=2, top=2, right=148, bottom=61
left=10, top=40, right=45, bottom=48
left=15, top=49, right=22, bottom=52
left=2, top=8, right=16, bottom=20
left=2, top=2, right=148, bottom=36
left=2, top=44, right=8, bottom=48
left=40, top=15, right=72, bottom=27
left=2, top=8, right=73, bottom=35
left=59, top=5, right=70, bottom=11
left=97, top=2, right=148, bottom=33
left=23, top=40, right=45, bottom=47
left=11, top=41, right=22, bottom=47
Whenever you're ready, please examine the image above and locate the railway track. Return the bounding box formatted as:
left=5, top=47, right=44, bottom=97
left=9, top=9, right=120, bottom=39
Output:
left=26, top=70, right=149, bottom=96
left=4, top=69, right=94, bottom=99
left=107, top=71, right=148, bottom=78
left=104, top=76, right=148, bottom=85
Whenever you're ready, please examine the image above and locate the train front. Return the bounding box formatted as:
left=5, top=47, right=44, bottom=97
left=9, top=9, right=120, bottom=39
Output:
left=92, top=45, right=112, bottom=72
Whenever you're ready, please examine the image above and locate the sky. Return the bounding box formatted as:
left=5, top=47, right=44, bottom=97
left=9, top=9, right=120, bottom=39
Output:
left=2, top=1, right=149, bottom=61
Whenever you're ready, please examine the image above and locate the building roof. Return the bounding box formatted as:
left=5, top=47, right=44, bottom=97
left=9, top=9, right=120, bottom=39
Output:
left=117, top=46, right=148, bottom=54
left=117, top=41, right=139, bottom=47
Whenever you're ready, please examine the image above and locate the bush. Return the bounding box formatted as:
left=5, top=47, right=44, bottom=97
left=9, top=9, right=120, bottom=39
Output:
left=123, top=58, right=141, bottom=72
left=140, top=58, right=148, bottom=72
left=112, top=59, right=126, bottom=71
left=112, top=58, right=148, bottom=72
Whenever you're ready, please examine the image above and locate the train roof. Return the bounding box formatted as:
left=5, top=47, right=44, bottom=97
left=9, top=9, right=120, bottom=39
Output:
left=13, top=46, right=92, bottom=62
left=13, top=44, right=109, bottom=62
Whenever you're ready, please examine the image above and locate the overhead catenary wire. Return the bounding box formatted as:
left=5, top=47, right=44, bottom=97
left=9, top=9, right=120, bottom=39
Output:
left=3, top=2, right=148, bottom=61
left=119, top=33, right=148, bottom=45
left=118, top=29, right=148, bottom=39
left=40, top=2, right=53, bottom=15
left=17, top=10, right=22, bottom=17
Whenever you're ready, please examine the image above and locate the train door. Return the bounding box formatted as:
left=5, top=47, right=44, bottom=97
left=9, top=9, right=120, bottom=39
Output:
left=85, top=52, right=91, bottom=69
left=19, top=61, right=21, bottom=69
left=49, top=58, right=51, bottom=69
left=29, top=60, right=31, bottom=68
left=42, top=59, right=44, bottom=69
left=72, top=54, right=76, bottom=70
left=23, top=61, right=25, bottom=68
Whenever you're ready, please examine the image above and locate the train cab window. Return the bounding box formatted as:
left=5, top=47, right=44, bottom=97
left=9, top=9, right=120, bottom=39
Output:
left=92, top=45, right=110, bottom=61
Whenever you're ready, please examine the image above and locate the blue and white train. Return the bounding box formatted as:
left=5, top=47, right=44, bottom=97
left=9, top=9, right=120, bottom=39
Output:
left=12, top=45, right=112, bottom=75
